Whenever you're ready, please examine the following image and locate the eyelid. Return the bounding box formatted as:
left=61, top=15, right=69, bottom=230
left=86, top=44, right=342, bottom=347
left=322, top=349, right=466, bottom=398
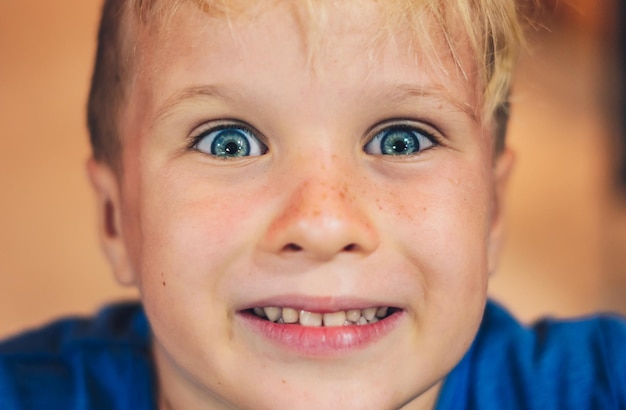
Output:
left=363, top=120, right=445, bottom=159
left=187, top=119, right=267, bottom=151
left=364, top=119, right=443, bottom=146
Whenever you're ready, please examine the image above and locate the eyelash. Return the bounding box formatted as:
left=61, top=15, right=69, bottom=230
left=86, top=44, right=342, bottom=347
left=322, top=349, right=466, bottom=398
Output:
left=189, top=121, right=268, bottom=159
left=188, top=120, right=441, bottom=158
left=363, top=121, right=441, bottom=156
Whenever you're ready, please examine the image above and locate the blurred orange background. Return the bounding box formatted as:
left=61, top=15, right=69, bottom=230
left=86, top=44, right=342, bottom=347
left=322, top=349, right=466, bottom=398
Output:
left=1, top=0, right=625, bottom=338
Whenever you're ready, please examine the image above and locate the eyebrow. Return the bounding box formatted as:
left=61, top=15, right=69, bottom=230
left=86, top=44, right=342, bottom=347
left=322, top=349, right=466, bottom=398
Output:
left=152, top=82, right=479, bottom=128
left=152, top=85, right=243, bottom=127
left=381, top=84, right=479, bottom=122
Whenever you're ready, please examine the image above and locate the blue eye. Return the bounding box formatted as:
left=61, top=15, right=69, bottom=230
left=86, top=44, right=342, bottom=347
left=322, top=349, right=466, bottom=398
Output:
left=194, top=126, right=267, bottom=158
left=364, top=126, right=435, bottom=156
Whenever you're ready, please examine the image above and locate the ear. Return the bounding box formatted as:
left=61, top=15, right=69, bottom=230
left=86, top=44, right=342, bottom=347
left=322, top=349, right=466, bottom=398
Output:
left=487, top=148, right=515, bottom=276
left=86, top=158, right=136, bottom=286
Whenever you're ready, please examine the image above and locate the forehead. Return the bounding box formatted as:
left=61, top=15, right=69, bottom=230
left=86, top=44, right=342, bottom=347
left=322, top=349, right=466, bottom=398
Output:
left=123, top=0, right=479, bottom=134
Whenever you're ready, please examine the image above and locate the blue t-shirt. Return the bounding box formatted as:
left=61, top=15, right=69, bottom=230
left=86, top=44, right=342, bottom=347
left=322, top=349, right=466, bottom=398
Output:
left=437, top=301, right=626, bottom=410
left=0, top=301, right=624, bottom=409
left=0, top=303, right=155, bottom=410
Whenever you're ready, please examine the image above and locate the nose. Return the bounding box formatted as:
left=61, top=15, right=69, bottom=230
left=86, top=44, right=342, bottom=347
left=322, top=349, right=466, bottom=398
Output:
left=260, top=175, right=379, bottom=261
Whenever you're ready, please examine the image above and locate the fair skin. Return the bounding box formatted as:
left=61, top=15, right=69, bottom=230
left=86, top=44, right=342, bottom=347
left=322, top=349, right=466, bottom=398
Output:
left=88, top=1, right=513, bottom=409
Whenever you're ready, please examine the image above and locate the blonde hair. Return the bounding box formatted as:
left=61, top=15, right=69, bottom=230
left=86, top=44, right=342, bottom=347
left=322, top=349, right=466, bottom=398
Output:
left=87, top=0, right=525, bottom=168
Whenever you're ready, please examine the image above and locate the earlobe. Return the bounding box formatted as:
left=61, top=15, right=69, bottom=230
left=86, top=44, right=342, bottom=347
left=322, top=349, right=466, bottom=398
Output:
left=86, top=158, right=136, bottom=286
left=487, top=148, right=515, bottom=276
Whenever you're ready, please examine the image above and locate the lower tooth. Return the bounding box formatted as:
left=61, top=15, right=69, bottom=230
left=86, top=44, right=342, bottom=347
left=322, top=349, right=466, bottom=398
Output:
left=357, top=317, right=368, bottom=325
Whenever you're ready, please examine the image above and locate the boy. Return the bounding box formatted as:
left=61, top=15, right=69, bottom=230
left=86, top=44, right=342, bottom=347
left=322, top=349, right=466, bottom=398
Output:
left=1, top=0, right=625, bottom=409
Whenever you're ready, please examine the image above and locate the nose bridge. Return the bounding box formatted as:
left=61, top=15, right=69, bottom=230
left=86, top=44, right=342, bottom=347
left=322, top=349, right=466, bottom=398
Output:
left=287, top=150, right=356, bottom=214
left=261, top=155, right=379, bottom=260
left=291, top=178, right=349, bottom=231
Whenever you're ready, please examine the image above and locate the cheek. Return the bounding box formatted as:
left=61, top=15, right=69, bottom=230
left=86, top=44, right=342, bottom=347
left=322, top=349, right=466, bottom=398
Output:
left=129, top=170, right=268, bottom=369
left=379, top=162, right=492, bottom=296
left=137, top=176, right=262, bottom=288
left=123, top=160, right=265, bottom=313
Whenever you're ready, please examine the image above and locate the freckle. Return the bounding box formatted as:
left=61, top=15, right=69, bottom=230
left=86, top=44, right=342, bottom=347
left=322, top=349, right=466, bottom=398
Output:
left=162, top=281, right=166, bottom=287
left=282, top=379, right=287, bottom=384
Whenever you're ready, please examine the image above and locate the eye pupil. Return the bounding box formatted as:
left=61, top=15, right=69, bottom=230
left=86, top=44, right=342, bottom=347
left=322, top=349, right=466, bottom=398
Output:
left=392, top=140, right=408, bottom=153
left=224, top=141, right=240, bottom=154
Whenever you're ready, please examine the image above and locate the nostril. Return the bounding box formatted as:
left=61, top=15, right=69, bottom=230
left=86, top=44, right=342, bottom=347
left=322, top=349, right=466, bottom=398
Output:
left=283, top=243, right=303, bottom=252
left=282, top=242, right=360, bottom=253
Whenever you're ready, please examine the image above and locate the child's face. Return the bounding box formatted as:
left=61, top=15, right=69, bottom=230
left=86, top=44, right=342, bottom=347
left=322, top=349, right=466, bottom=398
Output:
left=89, top=1, right=512, bottom=409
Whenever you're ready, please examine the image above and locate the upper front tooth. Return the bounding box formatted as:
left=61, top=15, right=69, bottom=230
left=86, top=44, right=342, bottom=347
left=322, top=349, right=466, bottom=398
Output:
left=264, top=307, right=282, bottom=322
left=346, top=309, right=361, bottom=322
left=299, top=310, right=323, bottom=327
left=282, top=308, right=299, bottom=323
left=323, top=311, right=347, bottom=327
left=255, top=306, right=390, bottom=326
left=362, top=307, right=377, bottom=321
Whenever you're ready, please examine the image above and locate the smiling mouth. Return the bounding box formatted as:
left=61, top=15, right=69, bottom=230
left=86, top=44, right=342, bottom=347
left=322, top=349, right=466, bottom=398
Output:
left=249, top=306, right=397, bottom=327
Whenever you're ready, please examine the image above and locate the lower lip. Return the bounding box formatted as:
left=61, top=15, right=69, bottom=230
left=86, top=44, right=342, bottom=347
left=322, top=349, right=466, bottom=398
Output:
left=237, top=310, right=405, bottom=356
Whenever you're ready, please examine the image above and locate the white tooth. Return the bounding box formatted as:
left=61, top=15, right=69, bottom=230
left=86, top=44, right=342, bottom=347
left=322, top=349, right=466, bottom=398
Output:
left=323, top=311, right=347, bottom=327
left=368, top=317, right=379, bottom=324
left=376, top=307, right=389, bottom=318
left=363, top=307, right=377, bottom=321
left=299, top=310, right=323, bottom=327
left=282, top=308, right=299, bottom=324
left=346, top=309, right=361, bottom=322
left=264, top=307, right=281, bottom=322
left=357, top=316, right=368, bottom=325
left=253, top=307, right=266, bottom=318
